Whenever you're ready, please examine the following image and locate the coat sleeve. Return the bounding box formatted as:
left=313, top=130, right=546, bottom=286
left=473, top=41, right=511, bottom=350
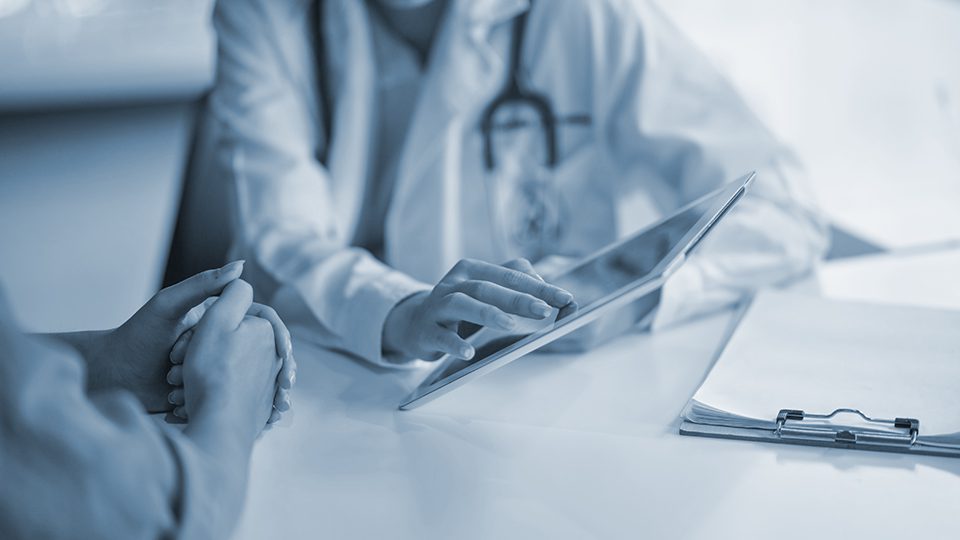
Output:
left=0, top=327, right=223, bottom=539
left=588, top=0, right=829, bottom=327
left=207, top=0, right=428, bottom=366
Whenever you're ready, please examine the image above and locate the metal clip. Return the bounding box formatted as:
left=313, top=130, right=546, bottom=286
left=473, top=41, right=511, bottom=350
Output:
left=775, top=408, right=919, bottom=447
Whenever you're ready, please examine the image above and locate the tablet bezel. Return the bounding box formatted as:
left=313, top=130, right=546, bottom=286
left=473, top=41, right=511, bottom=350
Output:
left=399, top=172, right=755, bottom=410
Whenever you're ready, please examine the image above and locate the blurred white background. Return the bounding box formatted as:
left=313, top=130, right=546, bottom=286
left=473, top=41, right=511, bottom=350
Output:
left=0, top=0, right=957, bottom=331
left=661, top=0, right=960, bottom=248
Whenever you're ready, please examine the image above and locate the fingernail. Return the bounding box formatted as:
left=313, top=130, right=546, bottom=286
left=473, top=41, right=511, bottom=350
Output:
left=496, top=314, right=516, bottom=330
left=533, top=301, right=552, bottom=318
left=167, top=392, right=176, bottom=404
left=220, top=260, right=245, bottom=276
left=461, top=346, right=475, bottom=360
left=290, top=372, right=297, bottom=385
left=556, top=290, right=574, bottom=305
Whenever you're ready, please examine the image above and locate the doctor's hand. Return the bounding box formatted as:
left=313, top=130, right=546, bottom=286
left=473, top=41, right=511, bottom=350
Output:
left=178, top=279, right=282, bottom=441
left=382, top=258, right=575, bottom=362
left=166, top=298, right=295, bottom=425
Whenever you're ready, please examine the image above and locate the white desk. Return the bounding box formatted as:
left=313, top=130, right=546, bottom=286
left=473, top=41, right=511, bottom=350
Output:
left=819, top=244, right=960, bottom=311
left=234, top=302, right=960, bottom=540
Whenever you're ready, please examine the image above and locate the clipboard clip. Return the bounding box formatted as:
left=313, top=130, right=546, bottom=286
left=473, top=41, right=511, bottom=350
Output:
left=775, top=408, right=920, bottom=447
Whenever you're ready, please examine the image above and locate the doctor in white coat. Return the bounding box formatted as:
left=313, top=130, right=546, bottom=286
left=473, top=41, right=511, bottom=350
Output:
left=204, top=0, right=828, bottom=368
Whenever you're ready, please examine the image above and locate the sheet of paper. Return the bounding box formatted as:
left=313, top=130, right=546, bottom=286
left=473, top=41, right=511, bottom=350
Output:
left=690, top=291, right=960, bottom=436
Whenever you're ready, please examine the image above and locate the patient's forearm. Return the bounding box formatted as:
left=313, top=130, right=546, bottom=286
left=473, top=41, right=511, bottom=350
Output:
left=183, top=413, right=257, bottom=538
left=46, top=330, right=120, bottom=392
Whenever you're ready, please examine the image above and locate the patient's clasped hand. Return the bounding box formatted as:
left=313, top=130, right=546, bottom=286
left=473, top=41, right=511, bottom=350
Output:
left=0, top=260, right=297, bottom=539
left=59, top=259, right=296, bottom=424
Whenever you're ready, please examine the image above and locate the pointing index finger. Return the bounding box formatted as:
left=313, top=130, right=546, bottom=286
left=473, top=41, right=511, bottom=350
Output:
left=464, top=260, right=573, bottom=307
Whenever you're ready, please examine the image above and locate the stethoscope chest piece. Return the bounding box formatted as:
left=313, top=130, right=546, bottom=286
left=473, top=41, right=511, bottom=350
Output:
left=509, top=170, right=564, bottom=259
left=479, top=3, right=590, bottom=262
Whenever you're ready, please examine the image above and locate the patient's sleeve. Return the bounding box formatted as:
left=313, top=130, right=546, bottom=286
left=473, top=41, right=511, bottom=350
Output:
left=0, top=321, right=217, bottom=539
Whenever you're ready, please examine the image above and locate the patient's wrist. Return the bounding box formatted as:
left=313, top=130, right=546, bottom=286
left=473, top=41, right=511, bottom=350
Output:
left=187, top=406, right=259, bottom=453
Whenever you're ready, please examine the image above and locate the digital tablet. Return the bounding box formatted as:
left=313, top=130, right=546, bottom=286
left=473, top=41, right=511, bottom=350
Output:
left=399, top=172, right=755, bottom=410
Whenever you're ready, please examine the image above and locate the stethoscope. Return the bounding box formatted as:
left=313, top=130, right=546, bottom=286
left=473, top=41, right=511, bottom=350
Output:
left=479, top=6, right=591, bottom=171
left=479, top=5, right=591, bottom=259
left=313, top=1, right=591, bottom=258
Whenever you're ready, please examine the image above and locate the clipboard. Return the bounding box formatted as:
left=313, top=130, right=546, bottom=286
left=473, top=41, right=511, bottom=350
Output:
left=680, top=408, right=960, bottom=458
left=678, top=291, right=960, bottom=459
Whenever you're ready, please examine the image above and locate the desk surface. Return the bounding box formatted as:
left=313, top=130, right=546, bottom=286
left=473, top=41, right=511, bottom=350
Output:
left=233, top=293, right=960, bottom=540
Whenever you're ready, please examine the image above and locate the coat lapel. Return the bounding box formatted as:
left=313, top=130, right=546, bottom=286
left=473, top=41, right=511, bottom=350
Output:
left=323, top=0, right=377, bottom=243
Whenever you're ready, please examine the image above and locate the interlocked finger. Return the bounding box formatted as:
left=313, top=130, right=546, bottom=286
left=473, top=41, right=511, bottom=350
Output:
left=167, top=387, right=185, bottom=407
left=169, top=328, right=194, bottom=366
left=166, top=365, right=183, bottom=386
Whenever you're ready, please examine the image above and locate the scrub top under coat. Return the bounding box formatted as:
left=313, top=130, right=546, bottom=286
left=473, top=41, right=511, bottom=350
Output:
left=351, top=6, right=423, bottom=259
left=207, top=0, right=829, bottom=367
left=0, top=298, right=218, bottom=539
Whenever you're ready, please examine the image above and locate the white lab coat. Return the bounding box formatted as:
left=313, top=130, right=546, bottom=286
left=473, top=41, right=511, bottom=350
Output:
left=208, top=0, right=828, bottom=367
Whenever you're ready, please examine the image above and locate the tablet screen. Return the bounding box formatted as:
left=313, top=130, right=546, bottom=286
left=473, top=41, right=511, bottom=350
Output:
left=423, top=191, right=715, bottom=387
